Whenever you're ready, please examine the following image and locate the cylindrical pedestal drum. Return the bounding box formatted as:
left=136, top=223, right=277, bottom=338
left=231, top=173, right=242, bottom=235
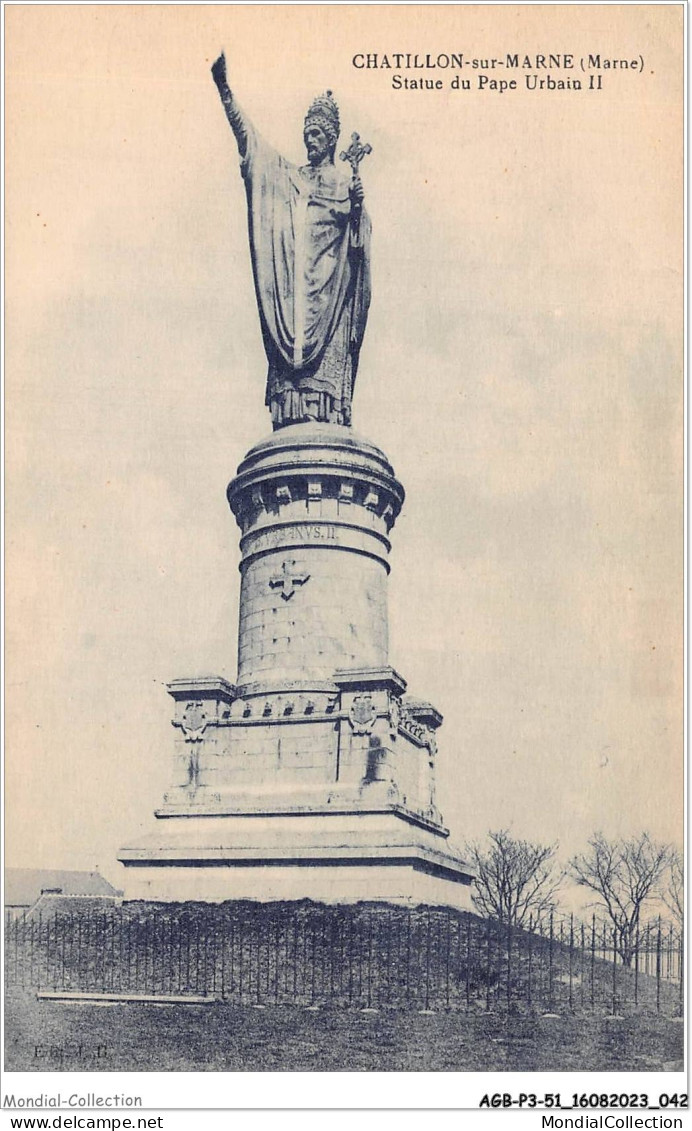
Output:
left=227, top=423, right=405, bottom=693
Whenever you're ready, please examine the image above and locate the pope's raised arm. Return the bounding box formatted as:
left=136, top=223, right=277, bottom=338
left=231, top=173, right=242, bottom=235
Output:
left=211, top=52, right=250, bottom=159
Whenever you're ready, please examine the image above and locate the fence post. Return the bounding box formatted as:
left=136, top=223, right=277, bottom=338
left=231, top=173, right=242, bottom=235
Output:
left=466, top=915, right=472, bottom=1010
left=506, top=917, right=512, bottom=1010
left=134, top=912, right=139, bottom=994
left=23, top=913, right=28, bottom=987
left=47, top=910, right=52, bottom=992
left=527, top=914, right=533, bottom=1010
left=153, top=914, right=158, bottom=995
left=211, top=913, right=217, bottom=997
left=110, top=908, right=115, bottom=995
left=308, top=914, right=316, bottom=1006
left=10, top=912, right=17, bottom=986
left=138, top=914, right=144, bottom=995
left=104, top=912, right=109, bottom=994
left=96, top=912, right=101, bottom=994
left=445, top=910, right=451, bottom=1010
left=147, top=913, right=152, bottom=995
left=10, top=913, right=14, bottom=986
left=634, top=923, right=640, bottom=1008
left=30, top=911, right=36, bottom=989
left=186, top=912, right=193, bottom=996
left=548, top=912, right=554, bottom=1012
left=174, top=911, right=180, bottom=998
left=62, top=914, right=68, bottom=991
left=204, top=913, right=211, bottom=998
left=221, top=915, right=227, bottom=1000
left=175, top=913, right=182, bottom=997
left=68, top=911, right=75, bottom=992
left=225, top=912, right=230, bottom=1001
left=365, top=912, right=373, bottom=1010
left=273, top=914, right=279, bottom=1006
left=108, top=910, right=114, bottom=994
left=424, top=909, right=432, bottom=1012
left=289, top=914, right=296, bottom=1001
left=485, top=918, right=492, bottom=1013
left=91, top=911, right=97, bottom=993
left=656, top=916, right=662, bottom=1013
left=59, top=911, right=65, bottom=992
left=36, top=910, right=41, bottom=991
left=568, top=914, right=574, bottom=1011
left=126, top=912, right=131, bottom=995
left=611, top=927, right=617, bottom=1015
left=590, top=914, right=596, bottom=1008
left=398, top=909, right=407, bottom=1008
left=315, top=912, right=321, bottom=1005
left=46, top=910, right=52, bottom=993
left=121, top=906, right=127, bottom=995
left=343, top=913, right=350, bottom=1004
left=53, top=913, right=59, bottom=995
left=579, top=920, right=585, bottom=1009
left=8, top=913, right=15, bottom=987
left=678, top=926, right=684, bottom=1017
left=49, top=910, right=56, bottom=992
left=52, top=914, right=58, bottom=991
left=19, top=912, right=24, bottom=986
left=240, top=915, right=247, bottom=1004
left=381, top=909, right=388, bottom=1009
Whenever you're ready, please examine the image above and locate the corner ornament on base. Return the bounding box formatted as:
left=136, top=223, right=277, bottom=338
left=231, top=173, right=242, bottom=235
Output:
left=348, top=693, right=378, bottom=734
left=173, top=700, right=217, bottom=793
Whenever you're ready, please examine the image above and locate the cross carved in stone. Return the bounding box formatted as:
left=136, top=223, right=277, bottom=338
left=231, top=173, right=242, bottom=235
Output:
left=269, top=559, right=310, bottom=601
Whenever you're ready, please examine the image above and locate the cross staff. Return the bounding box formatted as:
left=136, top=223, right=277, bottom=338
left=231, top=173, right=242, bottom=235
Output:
left=340, top=132, right=372, bottom=175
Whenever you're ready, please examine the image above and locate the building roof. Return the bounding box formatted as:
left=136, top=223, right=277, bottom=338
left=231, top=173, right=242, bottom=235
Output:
left=4, top=869, right=121, bottom=907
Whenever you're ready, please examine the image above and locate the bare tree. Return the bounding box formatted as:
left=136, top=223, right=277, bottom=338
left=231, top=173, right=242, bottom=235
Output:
left=465, top=828, right=562, bottom=929
left=663, top=848, right=683, bottom=933
left=569, top=832, right=671, bottom=965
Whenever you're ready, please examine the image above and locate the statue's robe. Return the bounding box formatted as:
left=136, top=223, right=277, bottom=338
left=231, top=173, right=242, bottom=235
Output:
left=237, top=118, right=371, bottom=427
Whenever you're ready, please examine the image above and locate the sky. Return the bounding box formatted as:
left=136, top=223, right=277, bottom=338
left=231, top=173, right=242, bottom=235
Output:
left=4, top=4, right=683, bottom=908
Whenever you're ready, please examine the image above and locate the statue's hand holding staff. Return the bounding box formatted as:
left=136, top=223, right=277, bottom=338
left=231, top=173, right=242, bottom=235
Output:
left=350, top=174, right=365, bottom=211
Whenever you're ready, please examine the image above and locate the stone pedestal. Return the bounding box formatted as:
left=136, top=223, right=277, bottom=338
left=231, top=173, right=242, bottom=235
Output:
left=119, top=424, right=474, bottom=908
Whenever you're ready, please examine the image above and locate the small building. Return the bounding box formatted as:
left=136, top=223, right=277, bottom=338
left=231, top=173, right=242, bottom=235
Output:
left=4, top=869, right=122, bottom=920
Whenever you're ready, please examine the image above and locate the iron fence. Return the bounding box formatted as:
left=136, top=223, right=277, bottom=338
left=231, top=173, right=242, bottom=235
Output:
left=4, top=905, right=683, bottom=1015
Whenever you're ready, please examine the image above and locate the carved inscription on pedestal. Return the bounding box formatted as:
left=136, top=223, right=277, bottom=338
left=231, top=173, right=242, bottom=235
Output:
left=261, top=523, right=338, bottom=549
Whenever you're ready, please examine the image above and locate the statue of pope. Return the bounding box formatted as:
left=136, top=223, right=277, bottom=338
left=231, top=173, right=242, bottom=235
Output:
left=212, top=53, right=371, bottom=429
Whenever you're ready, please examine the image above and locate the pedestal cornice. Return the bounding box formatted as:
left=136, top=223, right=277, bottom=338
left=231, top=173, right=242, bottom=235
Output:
left=227, top=423, right=405, bottom=538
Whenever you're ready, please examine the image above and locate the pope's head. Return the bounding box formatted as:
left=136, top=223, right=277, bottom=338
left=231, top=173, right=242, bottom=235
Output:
left=303, top=90, right=340, bottom=165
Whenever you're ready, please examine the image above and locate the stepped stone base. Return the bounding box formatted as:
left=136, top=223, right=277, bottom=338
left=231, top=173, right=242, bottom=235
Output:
left=120, top=812, right=474, bottom=909
left=121, top=864, right=472, bottom=910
